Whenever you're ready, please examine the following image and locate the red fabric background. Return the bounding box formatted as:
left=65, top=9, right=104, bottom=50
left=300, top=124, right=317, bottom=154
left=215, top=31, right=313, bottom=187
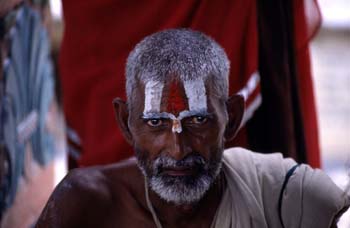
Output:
left=293, top=0, right=321, bottom=167
left=60, top=0, right=320, bottom=167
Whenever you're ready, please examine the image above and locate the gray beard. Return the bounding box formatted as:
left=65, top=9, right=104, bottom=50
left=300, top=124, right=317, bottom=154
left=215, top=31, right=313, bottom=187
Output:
left=137, top=152, right=222, bottom=205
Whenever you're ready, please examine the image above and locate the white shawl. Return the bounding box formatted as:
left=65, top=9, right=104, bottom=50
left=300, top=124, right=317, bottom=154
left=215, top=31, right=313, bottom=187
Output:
left=211, top=147, right=350, bottom=228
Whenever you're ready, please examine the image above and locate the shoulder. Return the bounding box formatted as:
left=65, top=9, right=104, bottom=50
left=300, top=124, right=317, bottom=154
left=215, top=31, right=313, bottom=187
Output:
left=223, top=147, right=296, bottom=179
left=36, top=157, right=144, bottom=227
left=222, top=147, right=296, bottom=208
left=57, top=157, right=140, bottom=197
left=35, top=166, right=110, bottom=227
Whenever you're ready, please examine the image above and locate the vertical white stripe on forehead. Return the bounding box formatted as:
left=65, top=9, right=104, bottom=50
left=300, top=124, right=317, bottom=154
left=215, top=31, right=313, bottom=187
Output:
left=143, top=80, right=164, bottom=113
left=183, top=79, right=207, bottom=111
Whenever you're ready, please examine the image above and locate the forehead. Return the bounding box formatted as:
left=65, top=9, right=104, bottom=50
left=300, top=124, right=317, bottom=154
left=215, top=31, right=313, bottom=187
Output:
left=164, top=80, right=188, bottom=112
left=142, top=78, right=208, bottom=114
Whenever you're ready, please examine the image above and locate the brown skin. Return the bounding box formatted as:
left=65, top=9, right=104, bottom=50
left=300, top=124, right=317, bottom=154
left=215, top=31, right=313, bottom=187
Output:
left=35, top=80, right=244, bottom=228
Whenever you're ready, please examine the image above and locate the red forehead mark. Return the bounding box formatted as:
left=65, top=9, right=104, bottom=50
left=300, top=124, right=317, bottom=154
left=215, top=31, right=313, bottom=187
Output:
left=166, top=81, right=187, bottom=113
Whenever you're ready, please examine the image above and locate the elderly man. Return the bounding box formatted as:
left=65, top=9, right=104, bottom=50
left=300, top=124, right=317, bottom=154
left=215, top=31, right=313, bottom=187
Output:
left=36, top=29, right=349, bottom=228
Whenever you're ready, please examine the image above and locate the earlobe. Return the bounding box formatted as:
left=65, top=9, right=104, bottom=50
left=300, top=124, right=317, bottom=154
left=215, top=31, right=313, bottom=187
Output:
left=112, top=98, right=133, bottom=145
left=224, top=94, right=245, bottom=142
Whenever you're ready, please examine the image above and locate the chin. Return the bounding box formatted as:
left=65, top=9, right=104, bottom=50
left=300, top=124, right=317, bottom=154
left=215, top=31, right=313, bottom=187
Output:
left=135, top=147, right=223, bottom=205
left=149, top=172, right=216, bottom=205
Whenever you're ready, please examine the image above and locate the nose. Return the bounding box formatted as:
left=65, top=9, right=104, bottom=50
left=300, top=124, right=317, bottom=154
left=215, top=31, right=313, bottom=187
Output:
left=166, top=131, right=191, bottom=161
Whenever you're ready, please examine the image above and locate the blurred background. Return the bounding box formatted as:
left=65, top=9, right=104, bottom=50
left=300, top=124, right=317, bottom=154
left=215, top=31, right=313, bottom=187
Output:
left=0, top=0, right=349, bottom=227
left=311, top=0, right=350, bottom=226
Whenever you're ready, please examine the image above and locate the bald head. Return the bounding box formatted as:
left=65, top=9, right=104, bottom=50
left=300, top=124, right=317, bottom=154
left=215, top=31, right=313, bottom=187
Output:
left=125, top=29, right=230, bottom=107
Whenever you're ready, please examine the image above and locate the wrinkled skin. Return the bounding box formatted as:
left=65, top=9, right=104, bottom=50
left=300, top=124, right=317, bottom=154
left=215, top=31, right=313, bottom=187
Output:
left=35, top=78, right=244, bottom=228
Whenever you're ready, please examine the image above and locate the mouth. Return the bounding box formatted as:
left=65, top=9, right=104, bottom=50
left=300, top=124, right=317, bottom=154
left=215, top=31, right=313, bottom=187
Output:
left=161, top=166, right=198, bottom=176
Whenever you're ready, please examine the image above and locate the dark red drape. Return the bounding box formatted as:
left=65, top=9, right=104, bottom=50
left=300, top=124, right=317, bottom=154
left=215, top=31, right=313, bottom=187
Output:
left=60, top=0, right=320, bottom=167
left=247, top=0, right=321, bottom=167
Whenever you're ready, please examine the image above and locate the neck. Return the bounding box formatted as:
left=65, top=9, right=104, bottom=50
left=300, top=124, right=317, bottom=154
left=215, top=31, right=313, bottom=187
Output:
left=146, top=172, right=226, bottom=227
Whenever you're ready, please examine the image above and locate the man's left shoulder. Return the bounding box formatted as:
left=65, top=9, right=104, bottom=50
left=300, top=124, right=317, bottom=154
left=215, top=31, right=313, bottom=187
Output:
left=222, top=147, right=295, bottom=206
left=223, top=147, right=296, bottom=178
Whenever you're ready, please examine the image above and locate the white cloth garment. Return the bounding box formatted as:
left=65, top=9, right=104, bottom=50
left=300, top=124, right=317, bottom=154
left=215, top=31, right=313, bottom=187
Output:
left=211, top=147, right=350, bottom=228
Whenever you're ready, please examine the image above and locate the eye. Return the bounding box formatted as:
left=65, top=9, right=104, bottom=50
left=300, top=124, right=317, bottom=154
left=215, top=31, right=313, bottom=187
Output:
left=146, top=119, right=163, bottom=127
left=191, top=116, right=207, bottom=124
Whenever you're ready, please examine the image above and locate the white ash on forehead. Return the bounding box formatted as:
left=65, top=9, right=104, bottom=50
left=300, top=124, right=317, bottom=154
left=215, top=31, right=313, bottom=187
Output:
left=125, top=29, right=230, bottom=105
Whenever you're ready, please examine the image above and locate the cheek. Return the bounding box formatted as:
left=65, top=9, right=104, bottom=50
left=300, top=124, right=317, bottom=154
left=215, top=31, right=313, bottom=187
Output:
left=186, top=119, right=224, bottom=142
left=183, top=127, right=223, bottom=157
left=132, top=131, right=169, bottom=159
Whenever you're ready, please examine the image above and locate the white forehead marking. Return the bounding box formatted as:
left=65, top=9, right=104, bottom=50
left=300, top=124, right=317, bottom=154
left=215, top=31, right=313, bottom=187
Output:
left=143, top=80, right=164, bottom=113
left=171, top=119, right=182, bottom=133
left=183, top=79, right=207, bottom=111
left=143, top=79, right=207, bottom=134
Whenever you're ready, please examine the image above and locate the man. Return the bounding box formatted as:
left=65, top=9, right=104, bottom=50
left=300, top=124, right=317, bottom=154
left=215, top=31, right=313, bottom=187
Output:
left=36, top=29, right=349, bottom=228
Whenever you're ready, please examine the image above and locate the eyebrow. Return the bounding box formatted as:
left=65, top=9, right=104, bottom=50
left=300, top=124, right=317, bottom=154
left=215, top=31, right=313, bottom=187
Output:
left=141, top=112, right=175, bottom=120
left=178, top=110, right=212, bottom=120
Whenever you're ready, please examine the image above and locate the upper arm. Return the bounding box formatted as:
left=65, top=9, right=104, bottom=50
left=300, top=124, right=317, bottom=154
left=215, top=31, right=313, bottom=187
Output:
left=280, top=165, right=350, bottom=228
left=253, top=153, right=350, bottom=228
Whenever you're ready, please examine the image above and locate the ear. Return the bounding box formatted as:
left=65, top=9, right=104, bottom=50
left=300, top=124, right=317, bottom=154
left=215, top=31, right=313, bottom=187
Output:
left=224, top=94, right=245, bottom=141
left=112, top=98, right=133, bottom=145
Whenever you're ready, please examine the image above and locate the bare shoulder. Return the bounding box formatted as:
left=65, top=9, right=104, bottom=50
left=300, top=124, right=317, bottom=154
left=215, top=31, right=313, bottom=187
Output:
left=36, top=157, right=146, bottom=227
left=55, top=157, right=141, bottom=200
left=100, top=157, right=143, bottom=187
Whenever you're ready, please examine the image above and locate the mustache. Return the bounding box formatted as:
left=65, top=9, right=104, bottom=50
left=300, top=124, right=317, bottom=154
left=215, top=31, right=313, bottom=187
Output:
left=152, top=154, right=208, bottom=174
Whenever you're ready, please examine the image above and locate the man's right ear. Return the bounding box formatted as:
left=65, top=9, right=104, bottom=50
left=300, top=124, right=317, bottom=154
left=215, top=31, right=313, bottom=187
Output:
left=224, top=94, right=245, bottom=142
left=112, top=98, right=133, bottom=145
